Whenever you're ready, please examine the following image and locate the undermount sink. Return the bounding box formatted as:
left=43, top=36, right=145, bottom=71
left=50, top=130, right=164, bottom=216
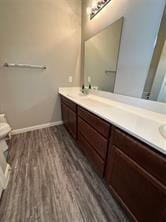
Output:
left=67, top=93, right=89, bottom=99
left=159, top=124, right=166, bottom=139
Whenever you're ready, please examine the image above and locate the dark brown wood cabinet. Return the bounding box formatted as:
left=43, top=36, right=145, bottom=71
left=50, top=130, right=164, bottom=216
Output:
left=105, top=127, right=166, bottom=222
left=78, top=106, right=110, bottom=138
left=60, top=96, right=166, bottom=222
left=78, top=117, right=108, bottom=160
left=78, top=131, right=105, bottom=176
left=61, top=96, right=77, bottom=139
left=78, top=107, right=110, bottom=176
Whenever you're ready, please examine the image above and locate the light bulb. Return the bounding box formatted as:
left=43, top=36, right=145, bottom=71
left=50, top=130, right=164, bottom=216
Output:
left=89, top=0, right=111, bottom=20
left=98, top=0, right=103, bottom=4
left=92, top=0, right=97, bottom=8
left=86, top=7, right=91, bottom=15
left=97, top=2, right=101, bottom=9
left=100, top=0, right=107, bottom=4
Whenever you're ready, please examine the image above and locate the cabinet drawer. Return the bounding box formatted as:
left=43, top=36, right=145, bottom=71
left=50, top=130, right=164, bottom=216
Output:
left=78, top=132, right=105, bottom=176
left=61, top=96, right=77, bottom=112
left=111, top=127, right=166, bottom=186
left=78, top=117, right=108, bottom=160
left=106, top=146, right=166, bottom=222
left=78, top=106, right=110, bottom=138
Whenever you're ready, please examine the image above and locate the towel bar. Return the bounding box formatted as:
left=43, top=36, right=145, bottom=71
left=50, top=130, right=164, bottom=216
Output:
left=4, top=63, right=46, bottom=70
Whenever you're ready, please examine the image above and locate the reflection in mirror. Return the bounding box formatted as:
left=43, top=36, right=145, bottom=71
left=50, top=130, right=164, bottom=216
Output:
left=84, top=18, right=123, bottom=92
left=143, top=7, right=166, bottom=103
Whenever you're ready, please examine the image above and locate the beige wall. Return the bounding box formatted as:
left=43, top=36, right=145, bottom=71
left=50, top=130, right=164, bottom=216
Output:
left=82, top=0, right=166, bottom=98
left=0, top=0, right=81, bottom=130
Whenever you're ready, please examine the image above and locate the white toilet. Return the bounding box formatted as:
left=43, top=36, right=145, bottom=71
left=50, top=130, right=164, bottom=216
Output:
left=0, top=114, right=11, bottom=197
left=0, top=122, right=11, bottom=139
left=0, top=114, right=11, bottom=152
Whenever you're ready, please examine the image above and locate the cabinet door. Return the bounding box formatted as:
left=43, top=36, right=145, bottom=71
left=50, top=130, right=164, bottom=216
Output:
left=68, top=107, right=77, bottom=139
left=61, top=103, right=69, bottom=129
left=105, top=145, right=166, bottom=222
left=111, top=127, right=166, bottom=185
left=61, top=103, right=77, bottom=139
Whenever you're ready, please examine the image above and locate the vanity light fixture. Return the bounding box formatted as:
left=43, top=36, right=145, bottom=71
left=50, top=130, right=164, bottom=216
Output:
left=87, top=0, right=111, bottom=20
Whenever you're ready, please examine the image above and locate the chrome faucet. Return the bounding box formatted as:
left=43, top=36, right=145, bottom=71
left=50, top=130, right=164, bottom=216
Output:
left=81, top=85, right=89, bottom=95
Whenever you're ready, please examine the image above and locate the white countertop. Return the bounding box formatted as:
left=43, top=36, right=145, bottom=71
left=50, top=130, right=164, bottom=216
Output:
left=59, top=87, right=166, bottom=155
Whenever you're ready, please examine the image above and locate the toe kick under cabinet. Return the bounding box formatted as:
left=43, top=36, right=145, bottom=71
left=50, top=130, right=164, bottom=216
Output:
left=60, top=96, right=166, bottom=222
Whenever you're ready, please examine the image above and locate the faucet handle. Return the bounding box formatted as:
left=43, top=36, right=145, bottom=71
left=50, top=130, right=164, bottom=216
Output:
left=81, top=84, right=85, bottom=93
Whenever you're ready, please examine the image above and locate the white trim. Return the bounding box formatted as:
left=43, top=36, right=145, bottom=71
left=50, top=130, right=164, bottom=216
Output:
left=11, top=121, right=63, bottom=135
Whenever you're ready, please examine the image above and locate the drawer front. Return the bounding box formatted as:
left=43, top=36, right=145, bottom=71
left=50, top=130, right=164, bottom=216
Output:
left=61, top=96, right=77, bottom=112
left=106, top=145, right=166, bottom=222
left=78, top=132, right=105, bottom=176
left=78, top=117, right=108, bottom=160
left=78, top=106, right=110, bottom=138
left=111, top=127, right=166, bottom=186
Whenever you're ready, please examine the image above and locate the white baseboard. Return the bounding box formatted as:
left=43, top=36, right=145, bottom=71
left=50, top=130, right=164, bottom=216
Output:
left=11, top=121, right=63, bottom=135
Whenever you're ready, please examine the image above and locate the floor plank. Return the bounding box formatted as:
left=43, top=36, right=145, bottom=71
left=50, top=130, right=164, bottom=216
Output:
left=0, top=125, right=130, bottom=222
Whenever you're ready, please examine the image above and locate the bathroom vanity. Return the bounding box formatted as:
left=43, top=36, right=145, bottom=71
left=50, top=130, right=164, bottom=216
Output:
left=60, top=88, right=166, bottom=222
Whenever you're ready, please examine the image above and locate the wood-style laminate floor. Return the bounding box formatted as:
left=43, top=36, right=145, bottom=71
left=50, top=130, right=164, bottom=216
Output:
left=0, top=125, right=130, bottom=222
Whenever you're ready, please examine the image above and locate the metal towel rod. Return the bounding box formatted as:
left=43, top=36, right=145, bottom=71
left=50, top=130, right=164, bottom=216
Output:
left=4, top=62, right=47, bottom=70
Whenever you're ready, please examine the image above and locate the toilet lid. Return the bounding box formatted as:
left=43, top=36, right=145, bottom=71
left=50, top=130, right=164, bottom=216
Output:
left=0, top=123, right=11, bottom=139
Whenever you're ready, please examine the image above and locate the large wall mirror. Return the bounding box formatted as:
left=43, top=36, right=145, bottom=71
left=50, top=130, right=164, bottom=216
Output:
left=84, top=7, right=166, bottom=104
left=84, top=18, right=123, bottom=92
left=143, top=7, right=166, bottom=103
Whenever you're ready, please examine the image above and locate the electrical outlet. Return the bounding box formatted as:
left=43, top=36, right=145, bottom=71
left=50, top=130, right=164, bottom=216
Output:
left=88, top=76, right=91, bottom=83
left=68, top=76, right=72, bottom=83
